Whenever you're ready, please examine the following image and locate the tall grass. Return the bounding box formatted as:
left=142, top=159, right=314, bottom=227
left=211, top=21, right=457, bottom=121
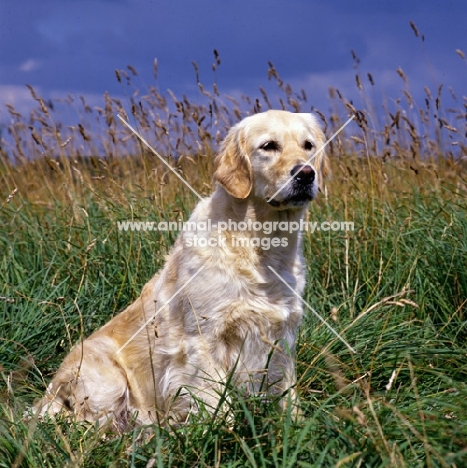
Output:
left=0, top=47, right=466, bottom=466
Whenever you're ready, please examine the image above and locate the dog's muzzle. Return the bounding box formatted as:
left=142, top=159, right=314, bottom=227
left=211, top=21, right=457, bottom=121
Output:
left=267, top=164, right=317, bottom=208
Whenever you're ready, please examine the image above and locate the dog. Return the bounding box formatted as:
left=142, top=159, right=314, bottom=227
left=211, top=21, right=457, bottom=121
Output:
left=35, top=109, right=329, bottom=429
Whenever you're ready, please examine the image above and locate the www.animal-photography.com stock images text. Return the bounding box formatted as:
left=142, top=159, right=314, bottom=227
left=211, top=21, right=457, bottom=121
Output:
left=1, top=1, right=466, bottom=467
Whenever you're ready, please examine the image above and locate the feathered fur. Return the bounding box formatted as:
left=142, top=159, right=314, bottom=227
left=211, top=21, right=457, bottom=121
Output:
left=35, top=110, right=328, bottom=428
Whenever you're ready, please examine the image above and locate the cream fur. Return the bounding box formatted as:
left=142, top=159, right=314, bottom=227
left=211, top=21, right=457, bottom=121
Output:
left=34, top=110, right=328, bottom=429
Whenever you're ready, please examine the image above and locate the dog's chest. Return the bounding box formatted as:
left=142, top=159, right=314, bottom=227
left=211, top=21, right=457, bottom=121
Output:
left=178, top=261, right=304, bottom=337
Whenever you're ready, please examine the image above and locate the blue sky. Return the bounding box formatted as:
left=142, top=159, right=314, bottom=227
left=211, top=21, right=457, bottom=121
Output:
left=0, top=0, right=466, bottom=123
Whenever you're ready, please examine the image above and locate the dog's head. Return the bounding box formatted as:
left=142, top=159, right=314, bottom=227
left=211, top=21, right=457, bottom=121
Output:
left=214, top=110, right=330, bottom=210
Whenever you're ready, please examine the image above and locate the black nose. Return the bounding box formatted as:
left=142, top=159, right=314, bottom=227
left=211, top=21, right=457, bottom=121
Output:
left=290, top=164, right=315, bottom=183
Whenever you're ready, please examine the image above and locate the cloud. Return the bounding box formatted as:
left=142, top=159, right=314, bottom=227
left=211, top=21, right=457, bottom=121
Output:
left=0, top=85, right=38, bottom=116
left=0, top=0, right=465, bottom=130
left=19, top=59, right=41, bottom=72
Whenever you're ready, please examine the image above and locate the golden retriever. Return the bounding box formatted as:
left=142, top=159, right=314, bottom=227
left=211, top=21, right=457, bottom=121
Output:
left=35, top=109, right=329, bottom=429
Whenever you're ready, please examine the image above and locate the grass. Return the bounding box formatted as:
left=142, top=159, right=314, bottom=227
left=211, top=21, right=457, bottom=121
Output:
left=1, top=48, right=467, bottom=466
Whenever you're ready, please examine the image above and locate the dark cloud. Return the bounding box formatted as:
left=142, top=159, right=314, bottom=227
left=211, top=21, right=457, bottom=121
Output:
left=0, top=0, right=465, bottom=117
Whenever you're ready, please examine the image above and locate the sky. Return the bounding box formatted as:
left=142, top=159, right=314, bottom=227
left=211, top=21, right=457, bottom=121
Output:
left=0, top=0, right=466, bottom=129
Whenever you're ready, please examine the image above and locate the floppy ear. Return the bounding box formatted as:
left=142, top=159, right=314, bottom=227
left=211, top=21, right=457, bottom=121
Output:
left=313, top=126, right=331, bottom=183
left=214, top=125, right=253, bottom=199
left=317, top=144, right=331, bottom=180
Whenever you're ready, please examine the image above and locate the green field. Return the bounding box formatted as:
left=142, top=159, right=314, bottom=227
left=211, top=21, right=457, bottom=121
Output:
left=1, top=63, right=466, bottom=466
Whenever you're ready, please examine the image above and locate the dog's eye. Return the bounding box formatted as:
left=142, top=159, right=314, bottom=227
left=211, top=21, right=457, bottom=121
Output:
left=304, top=141, right=314, bottom=151
left=260, top=141, right=280, bottom=152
